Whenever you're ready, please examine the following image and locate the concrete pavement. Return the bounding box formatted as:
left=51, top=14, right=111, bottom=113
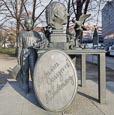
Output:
left=86, top=54, right=114, bottom=70
left=0, top=81, right=61, bottom=115
left=0, top=54, right=114, bottom=115
left=0, top=79, right=114, bottom=115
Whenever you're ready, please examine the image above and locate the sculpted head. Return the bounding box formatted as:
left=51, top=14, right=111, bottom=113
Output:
left=46, top=2, right=67, bottom=29
left=24, top=17, right=34, bottom=31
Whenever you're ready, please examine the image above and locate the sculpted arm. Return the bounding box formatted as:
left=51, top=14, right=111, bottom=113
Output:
left=17, top=33, right=23, bottom=64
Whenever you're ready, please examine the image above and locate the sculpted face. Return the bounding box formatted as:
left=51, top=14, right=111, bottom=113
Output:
left=24, top=18, right=33, bottom=31
left=46, top=2, right=67, bottom=29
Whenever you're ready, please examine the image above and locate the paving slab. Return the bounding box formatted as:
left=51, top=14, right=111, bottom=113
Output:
left=0, top=81, right=61, bottom=115
left=0, top=54, right=114, bottom=115
left=0, top=79, right=114, bottom=115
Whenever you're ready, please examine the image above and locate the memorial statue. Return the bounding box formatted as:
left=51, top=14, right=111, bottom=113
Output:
left=17, top=17, right=44, bottom=93
left=43, top=26, right=51, bottom=43
left=45, top=2, right=91, bottom=50
left=72, top=14, right=91, bottom=48
left=45, top=2, right=68, bottom=49
left=66, top=29, right=75, bottom=49
left=45, top=2, right=67, bottom=30
left=33, top=2, right=78, bottom=111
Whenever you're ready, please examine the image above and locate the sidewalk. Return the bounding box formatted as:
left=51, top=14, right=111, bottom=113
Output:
left=86, top=54, right=114, bottom=70
left=0, top=54, right=114, bottom=115
left=0, top=79, right=114, bottom=115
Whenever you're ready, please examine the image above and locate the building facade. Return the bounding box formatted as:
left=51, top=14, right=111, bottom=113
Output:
left=82, top=25, right=103, bottom=44
left=102, top=0, right=114, bottom=47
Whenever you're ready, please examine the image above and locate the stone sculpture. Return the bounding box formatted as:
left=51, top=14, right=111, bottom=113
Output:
left=32, top=2, right=78, bottom=112
left=72, top=14, right=91, bottom=48
left=33, top=50, right=77, bottom=112
left=17, top=17, right=44, bottom=93
left=66, top=29, right=75, bottom=49
left=45, top=2, right=67, bottom=30
left=45, top=2, right=68, bottom=49
left=45, top=1, right=91, bottom=49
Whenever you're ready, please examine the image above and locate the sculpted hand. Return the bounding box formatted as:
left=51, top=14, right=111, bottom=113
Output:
left=33, top=42, right=40, bottom=48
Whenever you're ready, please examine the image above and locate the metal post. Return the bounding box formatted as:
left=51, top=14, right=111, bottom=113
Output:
left=81, top=54, right=86, bottom=87
left=98, top=53, right=106, bottom=104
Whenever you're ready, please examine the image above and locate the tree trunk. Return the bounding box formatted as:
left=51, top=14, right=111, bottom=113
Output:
left=66, top=0, right=71, bottom=30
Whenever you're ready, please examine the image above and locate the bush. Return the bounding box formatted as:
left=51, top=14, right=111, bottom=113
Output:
left=0, top=48, right=15, bottom=54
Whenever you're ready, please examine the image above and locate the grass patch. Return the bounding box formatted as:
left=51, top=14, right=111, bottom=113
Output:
left=0, top=48, right=15, bottom=54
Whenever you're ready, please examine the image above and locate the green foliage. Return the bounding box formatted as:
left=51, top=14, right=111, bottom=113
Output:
left=0, top=48, right=15, bottom=54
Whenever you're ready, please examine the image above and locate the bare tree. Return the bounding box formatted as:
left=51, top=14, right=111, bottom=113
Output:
left=0, top=0, right=108, bottom=35
left=66, top=0, right=107, bottom=27
left=65, top=0, right=107, bottom=46
left=0, top=0, right=54, bottom=33
left=0, top=0, right=28, bottom=35
left=66, top=0, right=91, bottom=29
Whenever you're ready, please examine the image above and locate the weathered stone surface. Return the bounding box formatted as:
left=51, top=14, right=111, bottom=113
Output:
left=11, top=64, right=21, bottom=79
left=49, top=29, right=68, bottom=49
left=50, top=33, right=66, bottom=42
left=45, top=2, right=67, bottom=29
left=50, top=42, right=69, bottom=50
left=33, top=50, right=78, bottom=112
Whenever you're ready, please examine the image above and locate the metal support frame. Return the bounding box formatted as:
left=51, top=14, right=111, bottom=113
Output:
left=38, top=49, right=106, bottom=104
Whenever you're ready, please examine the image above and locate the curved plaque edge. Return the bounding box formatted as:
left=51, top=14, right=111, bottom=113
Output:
left=33, top=49, right=78, bottom=112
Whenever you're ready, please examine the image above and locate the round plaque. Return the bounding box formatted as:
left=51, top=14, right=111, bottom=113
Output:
left=33, top=50, right=78, bottom=112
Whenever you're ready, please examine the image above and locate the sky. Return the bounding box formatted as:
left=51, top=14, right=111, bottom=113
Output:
left=34, top=0, right=109, bottom=27
left=0, top=0, right=110, bottom=28
left=81, top=0, right=110, bottom=26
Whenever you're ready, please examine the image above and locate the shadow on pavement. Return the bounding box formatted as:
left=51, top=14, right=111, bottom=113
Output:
left=0, top=70, right=12, bottom=87
left=78, top=91, right=99, bottom=102
left=0, top=69, right=43, bottom=110
left=8, top=80, right=44, bottom=109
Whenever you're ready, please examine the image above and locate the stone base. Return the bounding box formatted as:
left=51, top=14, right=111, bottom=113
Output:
left=50, top=30, right=67, bottom=43
left=50, top=42, right=69, bottom=50
left=49, top=29, right=69, bottom=50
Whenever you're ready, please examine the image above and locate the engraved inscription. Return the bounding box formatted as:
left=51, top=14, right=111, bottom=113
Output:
left=39, top=59, right=75, bottom=104
left=45, top=76, right=74, bottom=104
left=33, top=50, right=77, bottom=111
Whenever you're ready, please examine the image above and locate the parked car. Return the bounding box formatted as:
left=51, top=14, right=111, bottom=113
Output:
left=92, top=43, right=105, bottom=50
left=2, top=42, right=12, bottom=48
left=107, top=45, right=114, bottom=56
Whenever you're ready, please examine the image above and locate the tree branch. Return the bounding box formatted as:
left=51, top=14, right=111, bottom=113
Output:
left=84, top=0, right=90, bottom=14
left=32, top=0, right=37, bottom=22
left=34, top=0, right=53, bottom=23
left=2, top=0, right=15, bottom=18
